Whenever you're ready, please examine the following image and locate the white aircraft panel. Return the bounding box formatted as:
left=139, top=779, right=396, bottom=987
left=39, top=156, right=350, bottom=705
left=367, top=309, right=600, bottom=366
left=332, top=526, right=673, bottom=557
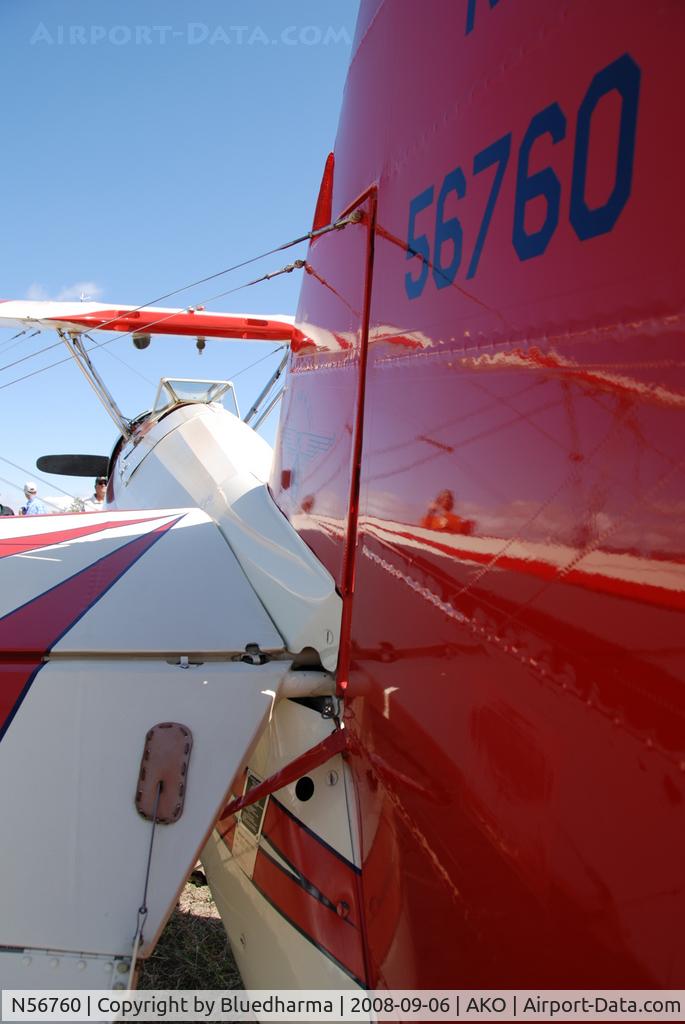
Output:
left=115, top=404, right=342, bottom=669
left=0, top=511, right=177, bottom=620
left=203, top=832, right=362, bottom=991
left=52, top=509, right=283, bottom=655
left=0, top=657, right=289, bottom=957
left=0, top=508, right=283, bottom=656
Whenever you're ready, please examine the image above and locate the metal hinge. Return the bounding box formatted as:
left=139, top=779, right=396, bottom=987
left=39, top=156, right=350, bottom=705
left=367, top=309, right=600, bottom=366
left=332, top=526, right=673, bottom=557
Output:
left=239, top=644, right=270, bottom=666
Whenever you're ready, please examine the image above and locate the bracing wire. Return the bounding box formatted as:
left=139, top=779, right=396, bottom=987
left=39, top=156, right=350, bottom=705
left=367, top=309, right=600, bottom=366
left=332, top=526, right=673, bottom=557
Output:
left=0, top=210, right=359, bottom=381
left=232, top=344, right=287, bottom=382
left=0, top=337, right=287, bottom=396
left=0, top=455, right=79, bottom=500
left=0, top=474, right=67, bottom=512
left=73, top=258, right=305, bottom=362
left=0, top=352, right=77, bottom=392
left=0, top=333, right=77, bottom=375
left=0, top=327, right=40, bottom=357
left=0, top=254, right=305, bottom=392
left=67, top=213, right=349, bottom=336
left=83, top=334, right=156, bottom=387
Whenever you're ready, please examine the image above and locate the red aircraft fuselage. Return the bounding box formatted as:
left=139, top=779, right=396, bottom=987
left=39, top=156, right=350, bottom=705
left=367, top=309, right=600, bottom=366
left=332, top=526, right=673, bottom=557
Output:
left=268, top=0, right=685, bottom=987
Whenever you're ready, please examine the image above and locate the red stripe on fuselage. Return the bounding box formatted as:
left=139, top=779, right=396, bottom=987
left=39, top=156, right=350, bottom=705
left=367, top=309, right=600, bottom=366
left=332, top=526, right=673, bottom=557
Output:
left=263, top=798, right=362, bottom=928
left=0, top=517, right=181, bottom=737
left=252, top=846, right=366, bottom=984
left=218, top=797, right=366, bottom=984
left=0, top=660, right=42, bottom=741
left=0, top=515, right=170, bottom=560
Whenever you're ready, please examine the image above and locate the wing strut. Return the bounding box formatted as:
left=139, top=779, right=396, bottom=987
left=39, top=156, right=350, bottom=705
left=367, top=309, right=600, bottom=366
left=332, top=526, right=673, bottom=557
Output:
left=59, top=328, right=131, bottom=437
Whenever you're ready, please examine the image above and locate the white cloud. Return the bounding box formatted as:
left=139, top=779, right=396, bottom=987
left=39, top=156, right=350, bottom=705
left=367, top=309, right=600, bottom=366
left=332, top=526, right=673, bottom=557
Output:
left=56, top=281, right=103, bottom=301
left=25, top=282, right=49, bottom=300
left=24, top=281, right=104, bottom=301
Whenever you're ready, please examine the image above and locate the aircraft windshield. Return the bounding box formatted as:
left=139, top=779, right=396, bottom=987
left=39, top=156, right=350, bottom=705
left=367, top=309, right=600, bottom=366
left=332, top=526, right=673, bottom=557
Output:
left=153, top=377, right=239, bottom=416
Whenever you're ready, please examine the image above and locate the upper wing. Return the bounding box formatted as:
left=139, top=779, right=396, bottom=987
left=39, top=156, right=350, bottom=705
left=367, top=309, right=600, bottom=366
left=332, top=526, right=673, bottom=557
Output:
left=0, top=299, right=296, bottom=341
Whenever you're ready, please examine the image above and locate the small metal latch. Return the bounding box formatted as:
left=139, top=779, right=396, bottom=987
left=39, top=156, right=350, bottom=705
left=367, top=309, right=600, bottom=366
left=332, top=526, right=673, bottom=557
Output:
left=241, top=643, right=269, bottom=665
left=169, top=655, right=203, bottom=668
left=136, top=722, right=193, bottom=824
left=320, top=697, right=336, bottom=719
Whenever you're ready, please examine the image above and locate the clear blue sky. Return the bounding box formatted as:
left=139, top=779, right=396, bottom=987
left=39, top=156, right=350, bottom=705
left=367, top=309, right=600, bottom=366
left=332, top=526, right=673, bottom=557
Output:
left=0, top=0, right=358, bottom=510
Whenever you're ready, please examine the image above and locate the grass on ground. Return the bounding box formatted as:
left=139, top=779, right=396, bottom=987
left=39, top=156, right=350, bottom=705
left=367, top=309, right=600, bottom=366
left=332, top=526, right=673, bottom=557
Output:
left=137, top=875, right=241, bottom=991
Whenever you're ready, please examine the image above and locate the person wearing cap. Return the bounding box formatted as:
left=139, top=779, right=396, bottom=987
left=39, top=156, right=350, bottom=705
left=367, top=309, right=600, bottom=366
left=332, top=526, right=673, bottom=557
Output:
left=81, top=476, right=107, bottom=512
left=0, top=493, right=14, bottom=516
left=20, top=482, right=48, bottom=516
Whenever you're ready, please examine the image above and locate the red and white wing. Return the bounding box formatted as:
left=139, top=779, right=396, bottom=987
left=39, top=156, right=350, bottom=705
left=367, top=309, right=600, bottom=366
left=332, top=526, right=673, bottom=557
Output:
left=0, top=299, right=296, bottom=341
left=0, top=509, right=312, bottom=989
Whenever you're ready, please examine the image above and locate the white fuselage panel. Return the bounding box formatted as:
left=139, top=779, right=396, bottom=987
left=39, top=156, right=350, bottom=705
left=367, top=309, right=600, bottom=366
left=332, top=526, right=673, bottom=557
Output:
left=112, top=404, right=341, bottom=670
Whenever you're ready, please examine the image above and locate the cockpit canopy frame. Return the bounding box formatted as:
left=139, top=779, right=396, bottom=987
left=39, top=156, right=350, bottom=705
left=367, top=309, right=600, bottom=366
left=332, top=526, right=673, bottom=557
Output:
left=153, top=377, right=239, bottom=417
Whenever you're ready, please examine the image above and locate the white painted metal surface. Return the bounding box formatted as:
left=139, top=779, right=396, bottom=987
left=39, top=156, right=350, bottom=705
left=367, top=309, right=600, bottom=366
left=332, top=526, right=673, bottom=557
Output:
left=113, top=403, right=342, bottom=670
left=202, top=697, right=362, bottom=990
left=0, top=390, right=345, bottom=994
left=0, top=508, right=324, bottom=988
left=0, top=658, right=291, bottom=956
left=0, top=299, right=295, bottom=337
left=50, top=511, right=283, bottom=655
left=242, top=699, right=359, bottom=868
left=0, top=509, right=282, bottom=654
left=0, top=950, right=126, bottom=994
left=203, top=833, right=361, bottom=989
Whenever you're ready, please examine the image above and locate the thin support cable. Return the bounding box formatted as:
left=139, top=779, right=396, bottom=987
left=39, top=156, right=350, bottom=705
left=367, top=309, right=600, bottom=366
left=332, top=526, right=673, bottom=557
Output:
left=83, top=334, right=155, bottom=387
left=63, top=258, right=307, bottom=361
left=0, top=208, right=362, bottom=378
left=232, top=344, right=287, bottom=382
left=0, top=328, right=40, bottom=358
left=0, top=473, right=67, bottom=512
left=0, top=220, right=340, bottom=394
left=0, top=454, right=79, bottom=500
left=79, top=209, right=361, bottom=335
left=127, top=781, right=163, bottom=990
left=0, top=333, right=69, bottom=375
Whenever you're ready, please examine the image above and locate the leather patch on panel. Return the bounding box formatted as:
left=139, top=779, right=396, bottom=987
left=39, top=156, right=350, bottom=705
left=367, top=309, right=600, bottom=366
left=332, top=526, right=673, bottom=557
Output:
left=136, top=722, right=193, bottom=824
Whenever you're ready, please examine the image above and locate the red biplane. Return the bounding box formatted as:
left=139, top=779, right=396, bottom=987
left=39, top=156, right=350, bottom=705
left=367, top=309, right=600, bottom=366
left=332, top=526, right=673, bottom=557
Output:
left=0, top=0, right=683, bottom=1000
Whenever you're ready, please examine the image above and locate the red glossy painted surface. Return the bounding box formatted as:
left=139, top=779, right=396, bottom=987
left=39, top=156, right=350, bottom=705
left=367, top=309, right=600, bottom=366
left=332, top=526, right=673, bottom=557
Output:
left=252, top=840, right=366, bottom=985
left=311, top=153, right=335, bottom=234
left=262, top=797, right=362, bottom=931
left=44, top=308, right=295, bottom=341
left=0, top=660, right=41, bottom=741
left=271, top=194, right=374, bottom=590
left=216, top=793, right=367, bottom=985
left=270, top=0, right=685, bottom=988
left=0, top=515, right=166, bottom=560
